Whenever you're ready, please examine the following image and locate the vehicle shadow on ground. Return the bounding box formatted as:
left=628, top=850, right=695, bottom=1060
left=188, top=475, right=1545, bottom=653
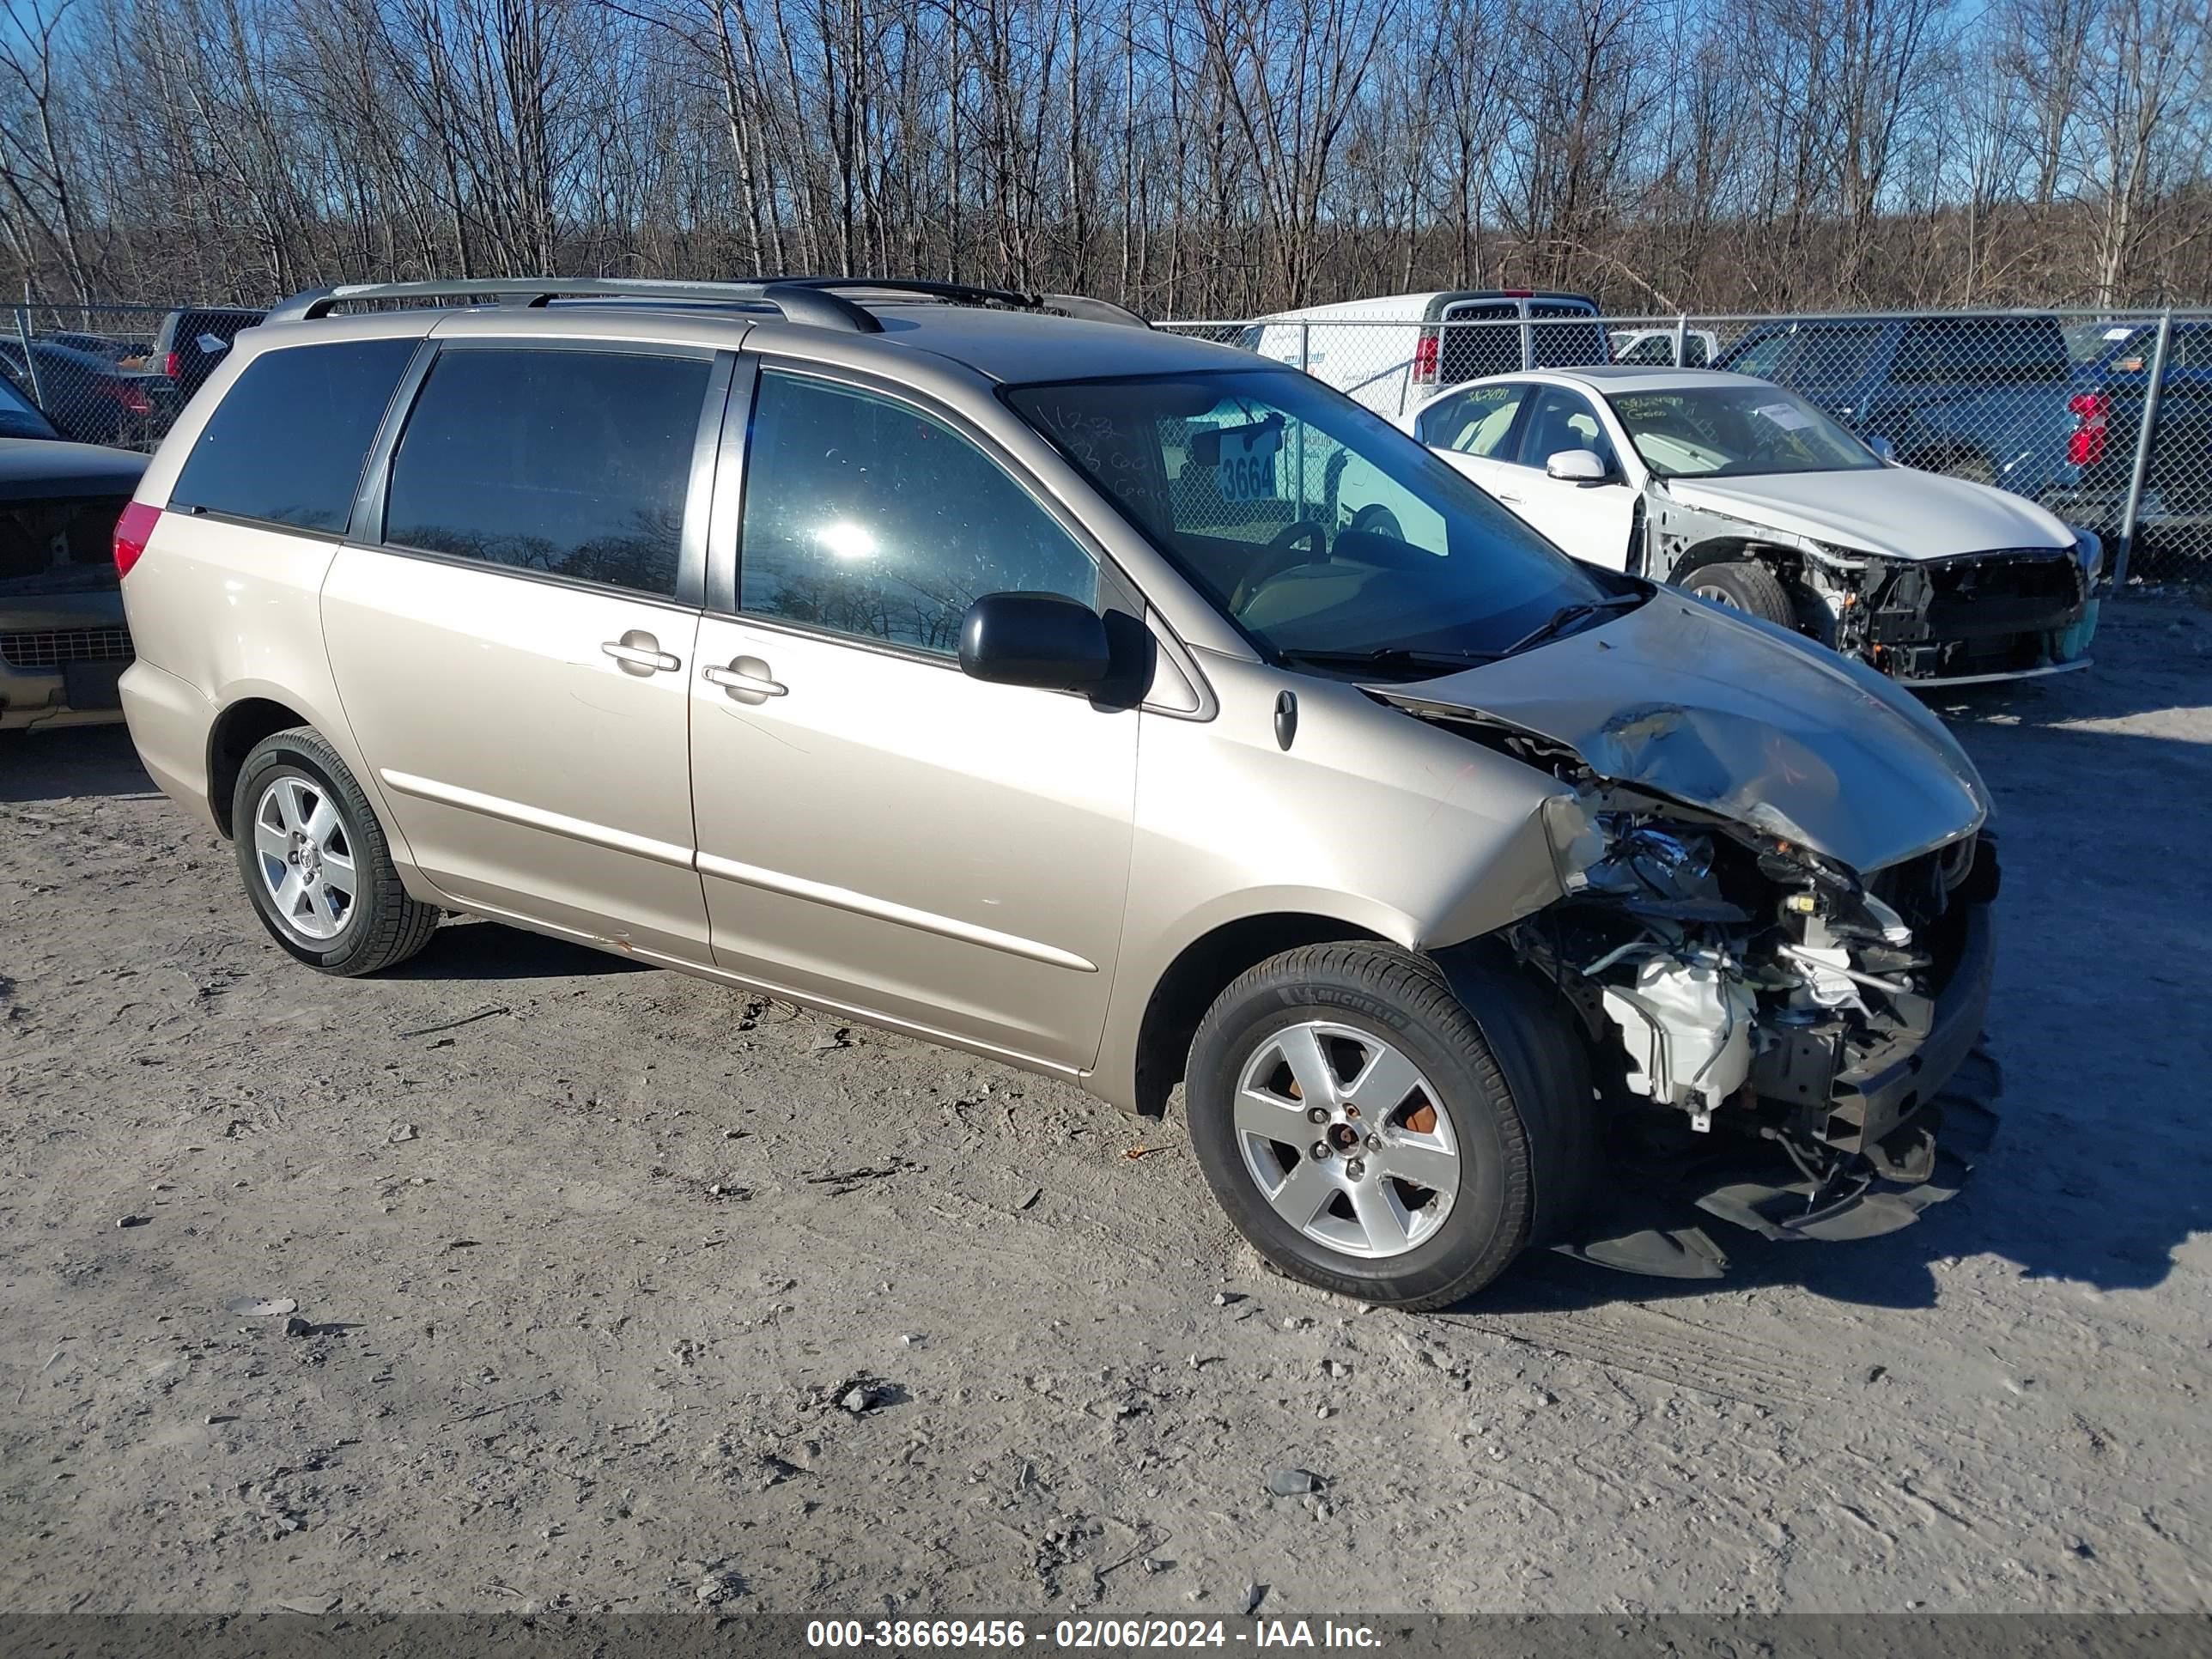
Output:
left=0, top=725, right=157, bottom=803
left=390, top=916, right=650, bottom=981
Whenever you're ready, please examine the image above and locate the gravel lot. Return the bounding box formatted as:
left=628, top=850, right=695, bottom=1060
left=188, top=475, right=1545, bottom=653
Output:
left=3, top=599, right=2209, bottom=1618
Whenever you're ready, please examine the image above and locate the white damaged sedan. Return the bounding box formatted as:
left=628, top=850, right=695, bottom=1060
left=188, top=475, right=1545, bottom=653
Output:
left=1404, top=366, right=2103, bottom=686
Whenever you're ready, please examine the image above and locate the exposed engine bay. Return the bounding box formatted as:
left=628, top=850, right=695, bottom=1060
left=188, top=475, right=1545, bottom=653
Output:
left=1394, top=671, right=2006, bottom=1276
left=1797, top=542, right=2095, bottom=686
left=1507, top=777, right=1999, bottom=1272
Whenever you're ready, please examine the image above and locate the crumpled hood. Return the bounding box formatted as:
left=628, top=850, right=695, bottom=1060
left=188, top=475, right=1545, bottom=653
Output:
left=1378, top=593, right=1990, bottom=873
left=1665, top=467, right=2076, bottom=560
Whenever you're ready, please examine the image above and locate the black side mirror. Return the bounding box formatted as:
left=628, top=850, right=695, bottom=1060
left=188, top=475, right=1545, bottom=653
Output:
left=958, top=592, right=1112, bottom=691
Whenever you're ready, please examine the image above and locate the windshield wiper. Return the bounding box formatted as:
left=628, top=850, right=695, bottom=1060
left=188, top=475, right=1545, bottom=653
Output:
left=1498, top=592, right=1644, bottom=658
left=1273, top=646, right=1497, bottom=680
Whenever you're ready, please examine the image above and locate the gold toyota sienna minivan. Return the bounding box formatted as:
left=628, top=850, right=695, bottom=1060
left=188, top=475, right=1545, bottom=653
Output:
left=117, top=277, right=2003, bottom=1306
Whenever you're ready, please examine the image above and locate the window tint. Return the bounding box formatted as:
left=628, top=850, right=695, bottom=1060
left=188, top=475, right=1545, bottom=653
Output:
left=1785, top=325, right=1882, bottom=386
left=1515, top=386, right=1617, bottom=472
left=169, top=338, right=416, bottom=532
left=1725, top=330, right=1789, bottom=379
left=0, top=371, right=54, bottom=439
left=383, top=349, right=708, bottom=597
left=739, top=371, right=1097, bottom=655
left=1437, top=304, right=1519, bottom=384
left=1892, top=319, right=2066, bottom=384
left=1419, top=383, right=1528, bottom=458
left=1528, top=302, right=1608, bottom=368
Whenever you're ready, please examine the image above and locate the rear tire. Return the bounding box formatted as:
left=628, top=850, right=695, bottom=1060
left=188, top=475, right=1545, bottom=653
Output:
left=1683, top=559, right=1797, bottom=628
left=231, top=726, right=441, bottom=976
left=1185, top=942, right=1568, bottom=1310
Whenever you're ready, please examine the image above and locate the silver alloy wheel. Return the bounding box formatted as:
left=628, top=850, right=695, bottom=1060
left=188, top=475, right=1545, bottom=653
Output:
left=252, top=775, right=359, bottom=942
left=1233, top=1019, right=1460, bottom=1259
left=1691, top=580, right=1741, bottom=609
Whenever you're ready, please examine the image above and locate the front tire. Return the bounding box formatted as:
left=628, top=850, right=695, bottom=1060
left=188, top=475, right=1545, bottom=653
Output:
left=1683, top=559, right=1797, bottom=627
left=1186, top=943, right=1552, bottom=1309
left=231, top=726, right=441, bottom=975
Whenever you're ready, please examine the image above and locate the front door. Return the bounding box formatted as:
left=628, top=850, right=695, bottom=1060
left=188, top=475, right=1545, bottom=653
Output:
left=1497, top=383, right=1639, bottom=567
left=688, top=366, right=1137, bottom=1070
left=322, top=341, right=723, bottom=960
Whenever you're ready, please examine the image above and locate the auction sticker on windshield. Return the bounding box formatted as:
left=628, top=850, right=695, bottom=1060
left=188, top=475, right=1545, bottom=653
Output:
left=1753, top=400, right=1814, bottom=431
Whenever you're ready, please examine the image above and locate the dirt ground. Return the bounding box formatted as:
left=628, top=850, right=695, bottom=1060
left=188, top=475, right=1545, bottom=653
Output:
left=3, top=599, right=2209, bottom=1619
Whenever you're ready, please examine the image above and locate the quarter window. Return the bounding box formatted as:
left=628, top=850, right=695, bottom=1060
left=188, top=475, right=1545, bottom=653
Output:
left=169, top=337, right=417, bottom=532
left=382, top=348, right=709, bottom=598
left=739, top=371, right=1097, bottom=655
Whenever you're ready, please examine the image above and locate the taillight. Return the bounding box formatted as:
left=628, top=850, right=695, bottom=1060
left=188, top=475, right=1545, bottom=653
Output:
left=1413, top=332, right=1440, bottom=386
left=164, top=350, right=179, bottom=379
left=113, top=501, right=160, bottom=578
left=2067, top=390, right=2109, bottom=465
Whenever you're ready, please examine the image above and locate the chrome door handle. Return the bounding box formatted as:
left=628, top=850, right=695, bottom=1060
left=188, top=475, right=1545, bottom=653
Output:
left=703, top=660, right=787, bottom=699
left=1495, top=493, right=1522, bottom=504
left=602, top=635, right=680, bottom=674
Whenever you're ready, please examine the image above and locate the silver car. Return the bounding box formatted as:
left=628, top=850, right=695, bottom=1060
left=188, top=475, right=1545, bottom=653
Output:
left=116, top=278, right=2001, bottom=1308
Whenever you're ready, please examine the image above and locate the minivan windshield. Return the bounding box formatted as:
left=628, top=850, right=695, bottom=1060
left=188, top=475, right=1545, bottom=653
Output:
left=1606, top=385, right=1883, bottom=479
left=1005, top=368, right=1620, bottom=676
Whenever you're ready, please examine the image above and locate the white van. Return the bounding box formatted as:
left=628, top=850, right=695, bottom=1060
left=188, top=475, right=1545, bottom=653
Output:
left=1235, top=290, right=1610, bottom=421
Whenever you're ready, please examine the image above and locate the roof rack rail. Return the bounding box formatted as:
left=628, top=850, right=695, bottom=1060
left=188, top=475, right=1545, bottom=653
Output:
left=266, top=275, right=1152, bottom=331
left=757, top=276, right=1152, bottom=329
left=264, top=276, right=882, bottom=333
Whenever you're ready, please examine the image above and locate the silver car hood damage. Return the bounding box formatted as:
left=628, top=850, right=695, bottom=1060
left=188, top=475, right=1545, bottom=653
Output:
left=1375, top=592, right=1990, bottom=873
left=1662, top=468, right=2077, bottom=561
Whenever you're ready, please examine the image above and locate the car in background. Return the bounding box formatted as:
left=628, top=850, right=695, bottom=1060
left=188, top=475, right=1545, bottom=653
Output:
left=1609, top=326, right=1719, bottom=368
left=0, top=372, right=63, bottom=441
left=2058, top=319, right=2212, bottom=574
left=1236, top=289, right=1608, bottom=420
left=45, top=330, right=157, bottom=365
left=0, top=435, right=146, bottom=730
left=1407, top=366, right=2102, bottom=687
left=1712, top=313, right=2078, bottom=502
left=0, top=337, right=174, bottom=447
left=152, top=306, right=265, bottom=403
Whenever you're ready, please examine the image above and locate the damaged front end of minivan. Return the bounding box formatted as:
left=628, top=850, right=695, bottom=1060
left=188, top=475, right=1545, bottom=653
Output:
left=1384, top=597, right=2004, bottom=1277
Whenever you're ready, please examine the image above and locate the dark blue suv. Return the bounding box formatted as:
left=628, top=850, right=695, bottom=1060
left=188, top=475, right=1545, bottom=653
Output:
left=1715, top=313, right=2078, bottom=504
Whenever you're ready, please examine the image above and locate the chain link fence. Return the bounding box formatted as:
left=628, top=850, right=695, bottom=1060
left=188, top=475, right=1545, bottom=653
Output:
left=5, top=298, right=2204, bottom=585
left=1159, top=307, right=2212, bottom=586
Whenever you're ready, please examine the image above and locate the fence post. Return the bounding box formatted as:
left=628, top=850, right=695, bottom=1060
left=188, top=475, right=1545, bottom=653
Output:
left=1671, top=313, right=1687, bottom=368
left=2112, top=309, right=2173, bottom=590
left=1299, top=321, right=1310, bottom=374
left=14, top=307, right=43, bottom=410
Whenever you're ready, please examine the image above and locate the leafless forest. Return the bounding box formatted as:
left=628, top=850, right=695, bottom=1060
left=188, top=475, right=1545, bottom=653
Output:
left=0, top=0, right=2208, bottom=317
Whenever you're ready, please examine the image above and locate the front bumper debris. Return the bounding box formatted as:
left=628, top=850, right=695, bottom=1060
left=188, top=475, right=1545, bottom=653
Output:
left=1554, top=873, right=2001, bottom=1280
left=1820, top=548, right=2094, bottom=685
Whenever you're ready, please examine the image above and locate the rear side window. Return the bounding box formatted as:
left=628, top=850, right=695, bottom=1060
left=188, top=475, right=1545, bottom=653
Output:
left=169, top=338, right=416, bottom=532
left=1892, top=318, right=2066, bottom=384
left=1786, top=325, right=1883, bottom=387
left=382, top=348, right=710, bottom=598
left=1418, top=383, right=1528, bottom=458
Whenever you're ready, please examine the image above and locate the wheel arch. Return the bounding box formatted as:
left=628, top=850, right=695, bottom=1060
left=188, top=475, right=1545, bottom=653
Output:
left=206, top=696, right=316, bottom=838
left=1667, top=534, right=1800, bottom=585
left=1127, top=911, right=1392, bottom=1120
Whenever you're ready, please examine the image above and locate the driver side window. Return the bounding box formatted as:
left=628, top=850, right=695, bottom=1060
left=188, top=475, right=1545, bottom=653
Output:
left=1513, top=386, right=1618, bottom=474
